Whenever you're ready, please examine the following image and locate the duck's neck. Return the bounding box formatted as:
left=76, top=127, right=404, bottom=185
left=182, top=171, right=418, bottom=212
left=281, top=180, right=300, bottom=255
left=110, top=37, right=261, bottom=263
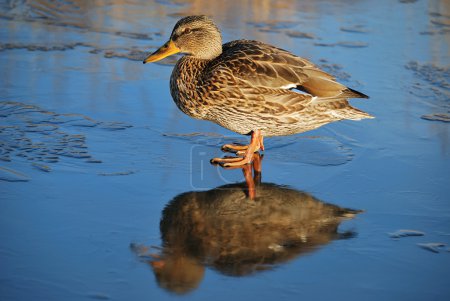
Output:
left=193, top=45, right=222, bottom=60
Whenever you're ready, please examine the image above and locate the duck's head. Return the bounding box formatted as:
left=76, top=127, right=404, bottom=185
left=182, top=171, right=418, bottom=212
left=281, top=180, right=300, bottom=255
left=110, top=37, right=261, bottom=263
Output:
left=143, top=15, right=222, bottom=64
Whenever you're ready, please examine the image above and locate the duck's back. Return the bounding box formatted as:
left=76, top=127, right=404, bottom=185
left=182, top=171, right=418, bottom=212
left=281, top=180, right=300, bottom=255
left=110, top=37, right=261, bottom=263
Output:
left=206, top=39, right=367, bottom=99
left=193, top=40, right=371, bottom=136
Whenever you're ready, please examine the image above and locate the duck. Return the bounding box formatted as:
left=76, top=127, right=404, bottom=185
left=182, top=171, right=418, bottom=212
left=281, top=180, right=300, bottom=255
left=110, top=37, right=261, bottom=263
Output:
left=143, top=15, right=373, bottom=166
left=132, top=167, right=361, bottom=293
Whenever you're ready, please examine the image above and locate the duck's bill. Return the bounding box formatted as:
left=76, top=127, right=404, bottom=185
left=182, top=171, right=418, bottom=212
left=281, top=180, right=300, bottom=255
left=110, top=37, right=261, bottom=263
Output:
left=143, top=40, right=180, bottom=64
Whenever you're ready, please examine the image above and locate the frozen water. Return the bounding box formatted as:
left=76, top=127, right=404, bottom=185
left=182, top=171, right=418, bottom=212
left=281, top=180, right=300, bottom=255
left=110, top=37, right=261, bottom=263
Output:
left=1, top=0, right=449, bottom=300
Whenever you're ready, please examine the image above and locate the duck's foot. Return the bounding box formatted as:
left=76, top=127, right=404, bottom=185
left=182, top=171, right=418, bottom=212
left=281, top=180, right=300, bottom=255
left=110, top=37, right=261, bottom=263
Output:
left=221, top=144, right=248, bottom=154
left=211, top=130, right=264, bottom=167
left=210, top=155, right=253, bottom=166
left=221, top=134, right=264, bottom=154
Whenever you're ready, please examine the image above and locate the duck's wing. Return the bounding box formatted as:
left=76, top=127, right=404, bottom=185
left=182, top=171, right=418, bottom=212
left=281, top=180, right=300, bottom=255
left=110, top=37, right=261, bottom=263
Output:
left=207, top=40, right=367, bottom=99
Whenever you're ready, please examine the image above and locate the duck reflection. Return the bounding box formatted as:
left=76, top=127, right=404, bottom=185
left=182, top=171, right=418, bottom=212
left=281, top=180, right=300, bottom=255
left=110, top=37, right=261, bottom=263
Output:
left=132, top=154, right=361, bottom=294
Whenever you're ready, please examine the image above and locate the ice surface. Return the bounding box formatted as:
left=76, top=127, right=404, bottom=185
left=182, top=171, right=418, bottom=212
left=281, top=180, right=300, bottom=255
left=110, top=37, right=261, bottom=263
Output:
left=1, top=1, right=449, bottom=301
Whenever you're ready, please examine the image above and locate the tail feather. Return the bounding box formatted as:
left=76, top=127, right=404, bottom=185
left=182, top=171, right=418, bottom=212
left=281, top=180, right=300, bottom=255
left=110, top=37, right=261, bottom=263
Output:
left=309, top=97, right=374, bottom=120
left=298, top=76, right=369, bottom=99
left=342, top=87, right=369, bottom=99
left=333, top=103, right=374, bottom=120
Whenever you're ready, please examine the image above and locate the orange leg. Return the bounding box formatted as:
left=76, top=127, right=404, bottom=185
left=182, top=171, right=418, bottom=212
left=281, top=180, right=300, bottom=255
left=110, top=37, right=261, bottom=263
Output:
left=216, top=153, right=263, bottom=199
left=244, top=153, right=263, bottom=199
left=242, top=163, right=255, bottom=199
left=211, top=130, right=264, bottom=167
left=252, top=152, right=262, bottom=185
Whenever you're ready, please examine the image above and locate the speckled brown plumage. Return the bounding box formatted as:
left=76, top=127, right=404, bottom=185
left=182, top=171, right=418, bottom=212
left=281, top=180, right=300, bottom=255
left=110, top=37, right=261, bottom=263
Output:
left=144, top=15, right=373, bottom=166
left=132, top=181, right=361, bottom=293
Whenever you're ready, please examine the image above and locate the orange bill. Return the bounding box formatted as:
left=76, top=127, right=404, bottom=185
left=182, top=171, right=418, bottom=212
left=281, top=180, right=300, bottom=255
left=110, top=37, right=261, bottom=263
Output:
left=143, top=40, right=180, bottom=64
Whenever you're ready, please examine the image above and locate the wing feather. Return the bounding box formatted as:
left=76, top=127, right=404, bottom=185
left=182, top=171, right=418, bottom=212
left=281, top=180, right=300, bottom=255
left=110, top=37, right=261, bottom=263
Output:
left=205, top=40, right=367, bottom=99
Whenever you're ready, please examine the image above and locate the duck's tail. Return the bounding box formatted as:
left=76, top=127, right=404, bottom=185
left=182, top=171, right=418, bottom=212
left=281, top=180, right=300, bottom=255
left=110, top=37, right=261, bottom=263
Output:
left=339, top=208, right=365, bottom=219
left=334, top=102, right=374, bottom=120
left=309, top=97, right=374, bottom=120
left=342, top=87, right=369, bottom=99
left=297, top=74, right=370, bottom=99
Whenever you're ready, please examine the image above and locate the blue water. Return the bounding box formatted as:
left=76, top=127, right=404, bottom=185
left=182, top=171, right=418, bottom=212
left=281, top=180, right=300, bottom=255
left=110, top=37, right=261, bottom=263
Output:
left=1, top=0, right=449, bottom=300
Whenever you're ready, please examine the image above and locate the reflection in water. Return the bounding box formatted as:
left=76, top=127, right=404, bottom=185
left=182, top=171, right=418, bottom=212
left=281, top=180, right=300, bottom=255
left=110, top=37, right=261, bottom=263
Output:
left=132, top=154, right=362, bottom=294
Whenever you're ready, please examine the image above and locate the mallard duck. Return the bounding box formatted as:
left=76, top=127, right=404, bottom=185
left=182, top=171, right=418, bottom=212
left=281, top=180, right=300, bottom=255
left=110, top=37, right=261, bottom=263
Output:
left=143, top=15, right=373, bottom=166
left=132, top=175, right=361, bottom=293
